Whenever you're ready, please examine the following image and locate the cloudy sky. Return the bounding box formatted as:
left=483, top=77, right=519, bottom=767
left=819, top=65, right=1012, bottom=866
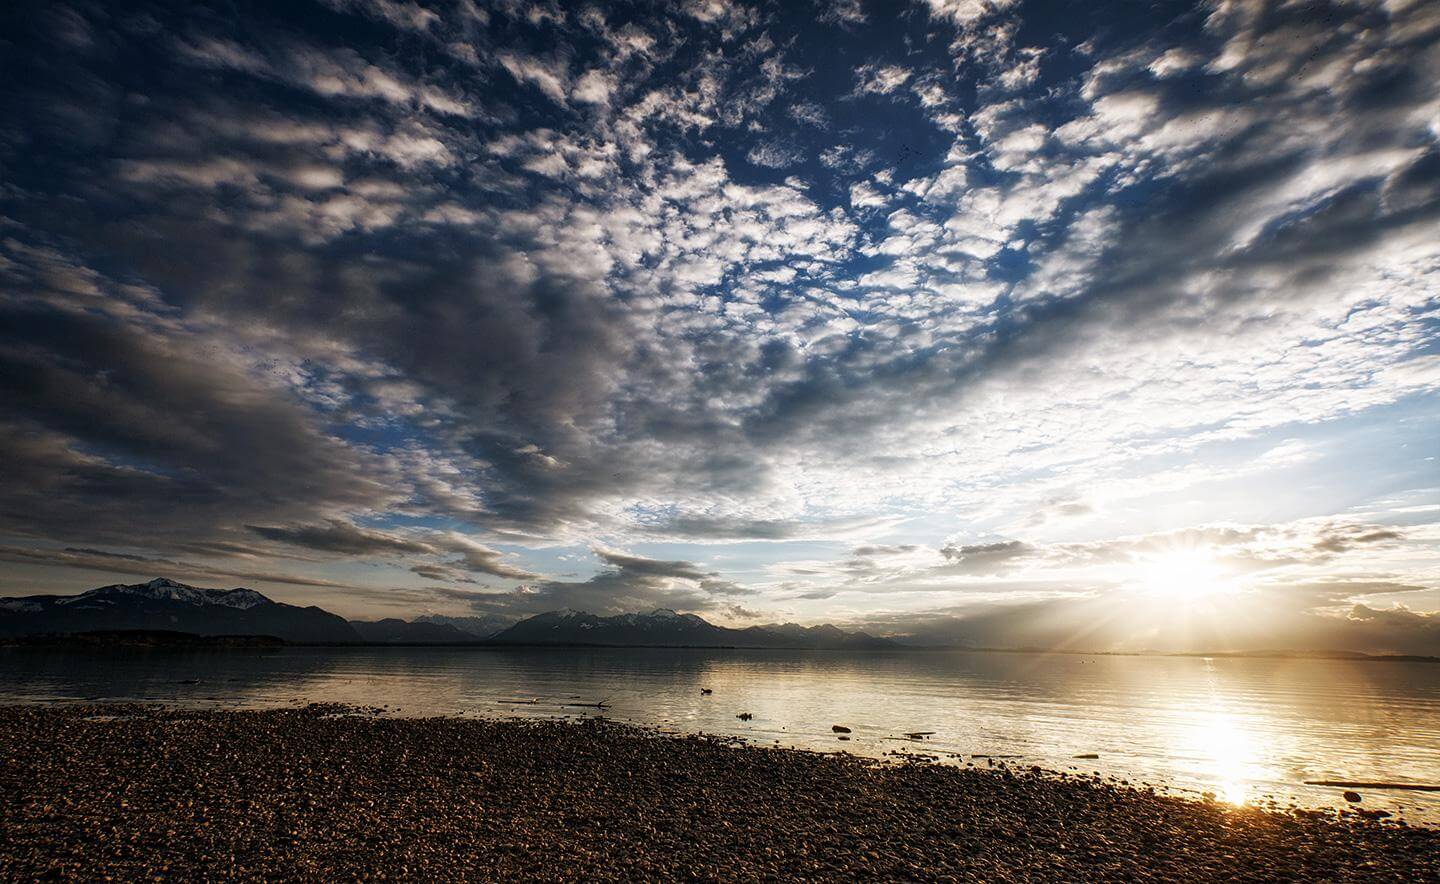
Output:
left=2, top=0, right=1438, bottom=652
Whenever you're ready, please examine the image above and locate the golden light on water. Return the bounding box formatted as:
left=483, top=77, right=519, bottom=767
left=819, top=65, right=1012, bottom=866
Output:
left=1181, top=662, right=1275, bottom=809
left=1197, top=711, right=1256, bottom=806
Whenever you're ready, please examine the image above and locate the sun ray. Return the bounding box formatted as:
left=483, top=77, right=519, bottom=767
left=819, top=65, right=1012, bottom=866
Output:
left=1135, top=548, right=1232, bottom=602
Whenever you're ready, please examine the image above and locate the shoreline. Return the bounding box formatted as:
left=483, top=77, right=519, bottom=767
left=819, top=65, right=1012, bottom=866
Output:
left=2, top=705, right=1437, bottom=880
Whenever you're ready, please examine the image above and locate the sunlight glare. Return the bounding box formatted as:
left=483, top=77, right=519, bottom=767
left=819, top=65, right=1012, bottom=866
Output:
left=1175, top=703, right=1268, bottom=808
left=1136, top=548, right=1230, bottom=601
left=1203, top=713, right=1254, bottom=806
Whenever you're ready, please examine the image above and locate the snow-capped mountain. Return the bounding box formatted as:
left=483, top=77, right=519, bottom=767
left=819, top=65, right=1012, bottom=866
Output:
left=491, top=608, right=897, bottom=649
left=0, top=577, right=358, bottom=642
left=57, top=578, right=270, bottom=610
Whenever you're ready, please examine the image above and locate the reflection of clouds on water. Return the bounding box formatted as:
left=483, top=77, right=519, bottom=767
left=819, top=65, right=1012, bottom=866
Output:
left=3, top=648, right=1438, bottom=823
left=0, top=648, right=349, bottom=705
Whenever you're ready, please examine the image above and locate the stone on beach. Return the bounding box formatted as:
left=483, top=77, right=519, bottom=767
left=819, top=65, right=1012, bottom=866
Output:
left=1, top=704, right=1436, bottom=882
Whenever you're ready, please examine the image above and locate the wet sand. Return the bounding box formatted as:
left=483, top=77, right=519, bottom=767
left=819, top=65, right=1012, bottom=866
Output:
left=2, top=704, right=1436, bottom=881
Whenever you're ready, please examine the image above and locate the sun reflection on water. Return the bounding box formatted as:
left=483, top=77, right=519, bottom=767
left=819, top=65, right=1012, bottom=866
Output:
left=1208, top=717, right=1254, bottom=804
left=1181, top=673, right=1268, bottom=807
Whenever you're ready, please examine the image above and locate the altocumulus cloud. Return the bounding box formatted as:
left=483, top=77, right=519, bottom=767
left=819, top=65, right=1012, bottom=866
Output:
left=0, top=0, right=1436, bottom=648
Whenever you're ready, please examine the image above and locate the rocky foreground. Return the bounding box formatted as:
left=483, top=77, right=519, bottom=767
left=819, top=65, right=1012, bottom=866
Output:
left=1, top=705, right=1436, bottom=881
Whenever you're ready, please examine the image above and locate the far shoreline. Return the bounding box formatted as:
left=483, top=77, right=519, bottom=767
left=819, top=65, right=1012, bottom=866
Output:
left=4, top=630, right=1437, bottom=663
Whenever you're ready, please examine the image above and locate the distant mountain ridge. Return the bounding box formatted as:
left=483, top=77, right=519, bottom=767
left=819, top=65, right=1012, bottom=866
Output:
left=348, top=618, right=480, bottom=643
left=0, top=578, right=358, bottom=642
left=0, top=579, right=894, bottom=649
left=415, top=613, right=514, bottom=639
left=490, top=608, right=898, bottom=649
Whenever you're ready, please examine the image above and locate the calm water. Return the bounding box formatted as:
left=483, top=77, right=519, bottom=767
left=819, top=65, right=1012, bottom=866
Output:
left=4, top=646, right=1438, bottom=824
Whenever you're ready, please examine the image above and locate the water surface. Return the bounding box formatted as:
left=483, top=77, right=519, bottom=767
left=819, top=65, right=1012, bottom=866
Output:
left=4, top=646, right=1437, bottom=824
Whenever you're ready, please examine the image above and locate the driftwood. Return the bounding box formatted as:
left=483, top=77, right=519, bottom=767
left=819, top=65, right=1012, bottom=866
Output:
left=1304, top=781, right=1440, bottom=792
left=564, top=698, right=612, bottom=709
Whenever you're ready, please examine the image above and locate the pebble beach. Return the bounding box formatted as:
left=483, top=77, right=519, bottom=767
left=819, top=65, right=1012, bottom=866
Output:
left=2, top=704, right=1436, bottom=881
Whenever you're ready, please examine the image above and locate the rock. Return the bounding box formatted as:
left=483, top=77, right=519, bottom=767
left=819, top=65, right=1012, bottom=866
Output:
left=831, top=725, right=851, bottom=734
left=3, top=704, right=1438, bottom=881
left=1343, top=791, right=1363, bottom=803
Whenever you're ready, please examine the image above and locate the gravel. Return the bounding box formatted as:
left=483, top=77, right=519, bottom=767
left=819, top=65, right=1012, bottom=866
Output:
left=2, top=704, right=1436, bottom=881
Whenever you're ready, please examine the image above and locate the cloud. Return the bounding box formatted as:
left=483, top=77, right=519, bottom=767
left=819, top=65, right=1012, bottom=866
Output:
left=853, top=63, right=912, bottom=96
left=249, top=521, right=536, bottom=579
left=247, top=521, right=435, bottom=557
left=0, top=252, right=398, bottom=552
left=320, top=0, right=440, bottom=35
left=682, top=0, right=758, bottom=37
left=863, top=595, right=1440, bottom=656
left=939, top=540, right=1037, bottom=574
left=746, top=140, right=805, bottom=168
left=1310, top=526, right=1403, bottom=554
left=175, top=36, right=471, bottom=117
left=0, top=545, right=348, bottom=590
left=817, top=0, right=867, bottom=28
left=456, top=549, right=753, bottom=618
left=571, top=69, right=617, bottom=106
left=921, top=0, right=1016, bottom=27
left=787, top=100, right=829, bottom=127
left=766, top=517, right=1439, bottom=626
left=497, top=52, right=569, bottom=105
left=409, top=564, right=477, bottom=584
left=0, top=0, right=1435, bottom=638
left=592, top=548, right=710, bottom=581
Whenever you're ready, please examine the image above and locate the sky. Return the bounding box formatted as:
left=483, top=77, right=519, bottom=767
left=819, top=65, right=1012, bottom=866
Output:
left=1, top=0, right=1438, bottom=653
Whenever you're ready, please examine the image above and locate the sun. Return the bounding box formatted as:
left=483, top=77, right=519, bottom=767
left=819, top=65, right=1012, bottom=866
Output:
left=1136, top=548, right=1231, bottom=601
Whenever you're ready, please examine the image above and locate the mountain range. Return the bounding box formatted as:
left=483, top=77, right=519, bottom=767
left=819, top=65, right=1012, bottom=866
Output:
left=0, top=578, right=895, bottom=649
left=415, top=613, right=514, bottom=639
left=347, top=618, right=482, bottom=643
left=491, top=608, right=897, bottom=649
left=0, top=578, right=358, bottom=642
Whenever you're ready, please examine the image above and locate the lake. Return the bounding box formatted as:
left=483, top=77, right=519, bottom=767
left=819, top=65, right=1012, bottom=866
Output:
left=3, top=645, right=1438, bottom=824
